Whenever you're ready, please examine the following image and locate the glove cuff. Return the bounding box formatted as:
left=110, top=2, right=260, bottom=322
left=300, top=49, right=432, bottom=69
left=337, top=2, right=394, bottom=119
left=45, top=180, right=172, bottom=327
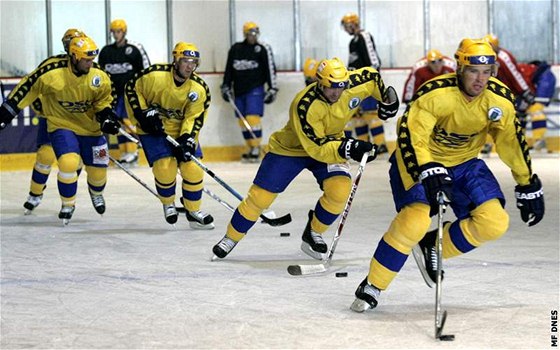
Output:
left=418, top=162, right=448, bottom=182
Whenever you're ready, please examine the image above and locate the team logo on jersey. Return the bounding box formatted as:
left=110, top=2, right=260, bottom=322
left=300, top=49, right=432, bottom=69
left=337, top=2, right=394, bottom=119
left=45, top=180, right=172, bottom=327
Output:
left=188, top=92, right=199, bottom=102
left=488, top=107, right=503, bottom=122
left=125, top=46, right=133, bottom=55
left=254, top=45, right=261, bottom=53
left=349, top=97, right=361, bottom=110
left=92, top=75, right=101, bottom=87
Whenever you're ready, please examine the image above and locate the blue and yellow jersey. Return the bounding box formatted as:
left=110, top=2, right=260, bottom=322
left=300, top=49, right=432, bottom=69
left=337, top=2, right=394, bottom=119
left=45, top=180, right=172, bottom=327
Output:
left=125, top=63, right=210, bottom=140
left=8, top=57, right=113, bottom=136
left=28, top=54, right=68, bottom=115
left=396, top=72, right=532, bottom=188
left=268, top=67, right=386, bottom=163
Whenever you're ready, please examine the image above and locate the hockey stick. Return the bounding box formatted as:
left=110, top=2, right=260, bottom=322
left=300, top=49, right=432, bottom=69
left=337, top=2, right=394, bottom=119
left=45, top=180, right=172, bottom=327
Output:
left=109, top=155, right=159, bottom=198
left=165, top=135, right=292, bottom=226
left=435, top=191, right=454, bottom=341
left=226, top=93, right=258, bottom=140
left=0, top=80, right=9, bottom=129
left=287, top=150, right=372, bottom=276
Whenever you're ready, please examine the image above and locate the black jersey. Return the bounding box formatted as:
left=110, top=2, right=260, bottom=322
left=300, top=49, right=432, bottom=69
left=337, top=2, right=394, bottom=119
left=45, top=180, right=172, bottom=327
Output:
left=99, top=40, right=150, bottom=96
left=222, top=40, right=277, bottom=96
left=348, top=30, right=381, bottom=70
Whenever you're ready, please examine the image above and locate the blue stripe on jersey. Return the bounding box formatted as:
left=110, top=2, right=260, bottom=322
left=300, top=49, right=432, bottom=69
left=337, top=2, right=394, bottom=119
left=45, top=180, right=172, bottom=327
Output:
left=449, top=221, right=476, bottom=253
left=231, top=208, right=257, bottom=234
left=183, top=189, right=202, bottom=202
left=373, top=238, right=409, bottom=272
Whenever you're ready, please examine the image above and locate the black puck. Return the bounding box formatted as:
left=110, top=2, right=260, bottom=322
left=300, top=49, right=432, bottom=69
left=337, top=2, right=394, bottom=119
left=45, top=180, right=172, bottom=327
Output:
left=335, top=272, right=348, bottom=277
left=439, top=335, right=455, bottom=341
left=280, top=232, right=290, bottom=237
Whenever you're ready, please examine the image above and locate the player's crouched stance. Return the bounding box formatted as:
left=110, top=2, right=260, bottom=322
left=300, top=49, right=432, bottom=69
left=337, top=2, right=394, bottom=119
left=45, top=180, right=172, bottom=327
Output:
left=125, top=42, right=214, bottom=229
left=0, top=37, right=120, bottom=225
left=212, top=58, right=399, bottom=260
left=350, top=39, right=545, bottom=312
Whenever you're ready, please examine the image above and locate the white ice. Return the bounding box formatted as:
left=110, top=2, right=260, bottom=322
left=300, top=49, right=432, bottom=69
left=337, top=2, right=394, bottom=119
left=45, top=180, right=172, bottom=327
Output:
left=1, top=153, right=558, bottom=349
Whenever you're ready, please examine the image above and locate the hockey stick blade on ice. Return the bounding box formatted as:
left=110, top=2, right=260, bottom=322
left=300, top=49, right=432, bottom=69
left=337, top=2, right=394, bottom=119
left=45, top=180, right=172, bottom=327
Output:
left=287, top=151, right=372, bottom=276
left=165, top=135, right=291, bottom=226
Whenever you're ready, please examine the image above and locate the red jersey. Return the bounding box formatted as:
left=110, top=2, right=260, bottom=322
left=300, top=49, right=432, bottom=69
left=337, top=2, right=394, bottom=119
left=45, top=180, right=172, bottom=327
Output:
left=402, top=57, right=455, bottom=103
left=496, top=48, right=530, bottom=96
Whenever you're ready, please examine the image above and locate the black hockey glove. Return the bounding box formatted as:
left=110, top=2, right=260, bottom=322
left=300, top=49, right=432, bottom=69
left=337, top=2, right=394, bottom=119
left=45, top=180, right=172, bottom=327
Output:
left=264, top=88, right=278, bottom=104
left=221, top=84, right=232, bottom=102
left=337, top=138, right=377, bottom=163
left=173, top=133, right=196, bottom=162
left=418, top=162, right=453, bottom=216
left=378, top=86, right=399, bottom=120
left=137, top=107, right=165, bottom=135
left=0, top=101, right=20, bottom=130
left=521, top=89, right=535, bottom=105
left=96, top=108, right=121, bottom=135
left=515, top=174, right=544, bottom=227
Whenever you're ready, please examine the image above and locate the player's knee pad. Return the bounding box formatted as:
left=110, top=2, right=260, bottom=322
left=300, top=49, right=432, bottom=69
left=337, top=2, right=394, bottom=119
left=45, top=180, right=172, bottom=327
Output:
left=238, top=185, right=278, bottom=222
left=383, top=203, right=432, bottom=254
left=35, top=145, right=56, bottom=169
left=57, top=153, right=81, bottom=182
left=153, top=157, right=178, bottom=185
left=467, top=199, right=509, bottom=243
left=85, top=165, right=107, bottom=191
left=320, top=176, right=352, bottom=214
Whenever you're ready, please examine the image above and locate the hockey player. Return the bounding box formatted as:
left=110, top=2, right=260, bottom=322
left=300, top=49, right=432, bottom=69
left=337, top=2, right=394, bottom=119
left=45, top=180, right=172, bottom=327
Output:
left=341, top=12, right=387, bottom=153
left=518, top=60, right=557, bottom=152
left=124, top=42, right=214, bottom=229
left=402, top=49, right=456, bottom=105
left=350, top=39, right=545, bottom=312
left=303, top=58, right=318, bottom=86
left=481, top=33, right=535, bottom=154
left=220, top=21, right=278, bottom=162
left=22, top=28, right=87, bottom=214
left=99, top=19, right=150, bottom=166
left=212, top=57, right=400, bottom=259
left=0, top=37, right=120, bottom=224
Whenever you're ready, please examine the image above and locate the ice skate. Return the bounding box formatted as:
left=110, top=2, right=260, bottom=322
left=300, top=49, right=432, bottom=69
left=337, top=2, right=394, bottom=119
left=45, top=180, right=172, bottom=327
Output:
left=212, top=235, right=238, bottom=259
left=531, top=139, right=547, bottom=153
left=300, top=210, right=327, bottom=260
left=163, top=204, right=178, bottom=224
left=23, top=193, right=43, bottom=215
left=58, top=205, right=76, bottom=226
left=412, top=225, right=446, bottom=288
left=480, top=143, right=492, bottom=157
left=350, top=277, right=381, bottom=313
left=89, top=190, right=106, bottom=215
left=186, top=210, right=215, bottom=230
left=119, top=151, right=139, bottom=167
left=241, top=147, right=260, bottom=163
left=376, top=143, right=388, bottom=155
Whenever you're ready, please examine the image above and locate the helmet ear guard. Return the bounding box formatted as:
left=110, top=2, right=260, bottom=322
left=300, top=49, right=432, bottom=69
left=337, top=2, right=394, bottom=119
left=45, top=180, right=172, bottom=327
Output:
left=316, top=57, right=349, bottom=88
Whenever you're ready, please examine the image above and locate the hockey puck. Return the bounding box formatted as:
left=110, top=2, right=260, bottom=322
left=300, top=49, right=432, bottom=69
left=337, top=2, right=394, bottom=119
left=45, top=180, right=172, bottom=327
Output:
left=439, top=335, right=455, bottom=341
left=280, top=232, right=290, bottom=237
left=335, top=272, right=348, bottom=277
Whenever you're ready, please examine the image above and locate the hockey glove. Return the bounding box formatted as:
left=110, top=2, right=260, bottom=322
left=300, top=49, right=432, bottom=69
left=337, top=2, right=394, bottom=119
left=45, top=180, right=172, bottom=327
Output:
left=337, top=138, right=377, bottom=163
left=96, top=108, right=121, bottom=135
left=521, top=89, right=535, bottom=105
left=137, top=107, right=165, bottom=135
left=378, top=86, right=400, bottom=120
left=0, top=101, right=20, bottom=130
left=264, top=88, right=278, bottom=104
left=418, top=162, right=453, bottom=216
left=173, top=133, right=196, bottom=162
left=221, top=84, right=232, bottom=102
left=515, top=174, right=544, bottom=227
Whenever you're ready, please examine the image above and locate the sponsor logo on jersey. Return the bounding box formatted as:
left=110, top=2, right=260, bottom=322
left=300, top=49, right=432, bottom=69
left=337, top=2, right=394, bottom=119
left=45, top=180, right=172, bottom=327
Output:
left=92, top=76, right=101, bottom=87
left=125, top=47, right=133, bottom=55
left=254, top=45, right=261, bottom=53
left=233, top=59, right=259, bottom=71
left=188, top=92, right=198, bottom=102
left=488, top=107, right=503, bottom=121
left=433, top=125, right=478, bottom=147
left=59, top=100, right=93, bottom=113
left=349, top=97, right=361, bottom=109
left=104, top=62, right=134, bottom=74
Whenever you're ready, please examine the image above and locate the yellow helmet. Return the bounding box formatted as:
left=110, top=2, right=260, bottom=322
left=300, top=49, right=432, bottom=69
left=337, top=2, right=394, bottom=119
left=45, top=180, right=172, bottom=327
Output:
left=303, top=58, right=319, bottom=79
left=110, top=19, right=127, bottom=32
left=61, top=28, right=87, bottom=53
left=426, top=49, right=443, bottom=62
left=316, top=58, right=349, bottom=88
left=69, top=36, right=99, bottom=61
left=341, top=12, right=360, bottom=26
left=243, top=21, right=260, bottom=36
left=454, top=38, right=496, bottom=67
left=172, top=42, right=200, bottom=63
left=483, top=33, right=499, bottom=50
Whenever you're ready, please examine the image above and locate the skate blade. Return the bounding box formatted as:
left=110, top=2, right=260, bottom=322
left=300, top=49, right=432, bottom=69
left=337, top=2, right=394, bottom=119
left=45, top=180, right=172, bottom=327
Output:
left=300, top=242, right=324, bottom=260
left=411, top=245, right=435, bottom=288
left=188, top=222, right=215, bottom=230
left=24, top=209, right=33, bottom=216
left=350, top=298, right=372, bottom=313
left=62, top=219, right=70, bottom=226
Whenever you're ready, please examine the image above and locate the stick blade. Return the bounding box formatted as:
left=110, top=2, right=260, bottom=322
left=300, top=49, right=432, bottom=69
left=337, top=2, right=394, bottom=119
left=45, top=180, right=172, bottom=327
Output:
left=260, top=213, right=292, bottom=226
left=287, top=263, right=328, bottom=276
